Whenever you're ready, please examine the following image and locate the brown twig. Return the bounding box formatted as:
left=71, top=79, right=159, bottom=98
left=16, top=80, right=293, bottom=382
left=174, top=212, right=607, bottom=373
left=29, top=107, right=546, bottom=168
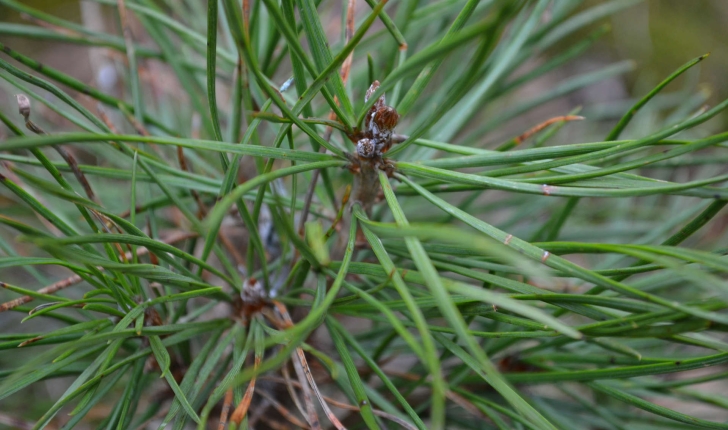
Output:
left=256, top=389, right=311, bottom=429
left=446, top=390, right=487, bottom=419
left=217, top=388, right=233, bottom=430
left=271, top=301, right=345, bottom=430
left=287, top=345, right=321, bottom=429
left=261, top=306, right=321, bottom=429
left=374, top=369, right=487, bottom=419
left=5, top=159, right=128, bottom=265
left=0, top=231, right=197, bottom=313
left=16, top=94, right=98, bottom=203
left=513, top=115, right=584, bottom=146
left=377, top=369, right=421, bottom=381
left=53, top=146, right=98, bottom=202
left=14, top=95, right=127, bottom=259
left=120, top=103, right=149, bottom=136
left=294, top=345, right=346, bottom=429
left=259, top=376, right=419, bottom=430
left=217, top=230, right=247, bottom=267
left=257, top=415, right=291, bottom=430
left=282, top=362, right=308, bottom=422
left=230, top=352, right=262, bottom=425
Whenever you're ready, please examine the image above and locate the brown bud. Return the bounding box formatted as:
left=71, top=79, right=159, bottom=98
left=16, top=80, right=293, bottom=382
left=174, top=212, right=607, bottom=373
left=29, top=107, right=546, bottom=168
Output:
left=241, top=277, right=265, bottom=304
left=240, top=277, right=266, bottom=319
left=373, top=106, right=400, bottom=131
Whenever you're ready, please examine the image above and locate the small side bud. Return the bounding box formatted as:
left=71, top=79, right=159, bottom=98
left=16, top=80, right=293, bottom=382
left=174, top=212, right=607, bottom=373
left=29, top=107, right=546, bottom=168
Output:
left=241, top=278, right=265, bottom=305
left=16, top=94, right=31, bottom=120
left=356, top=138, right=376, bottom=158
left=365, top=80, right=380, bottom=103
left=238, top=277, right=266, bottom=320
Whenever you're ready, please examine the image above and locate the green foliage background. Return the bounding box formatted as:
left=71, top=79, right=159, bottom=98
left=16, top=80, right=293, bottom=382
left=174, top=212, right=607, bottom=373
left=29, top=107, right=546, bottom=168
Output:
left=1, top=0, right=728, bottom=429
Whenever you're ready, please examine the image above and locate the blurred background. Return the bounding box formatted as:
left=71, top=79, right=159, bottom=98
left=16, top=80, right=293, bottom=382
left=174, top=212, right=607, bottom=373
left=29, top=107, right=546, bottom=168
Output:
left=0, top=0, right=728, bottom=140
left=3, top=0, right=728, bottom=124
left=3, top=0, right=728, bottom=133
